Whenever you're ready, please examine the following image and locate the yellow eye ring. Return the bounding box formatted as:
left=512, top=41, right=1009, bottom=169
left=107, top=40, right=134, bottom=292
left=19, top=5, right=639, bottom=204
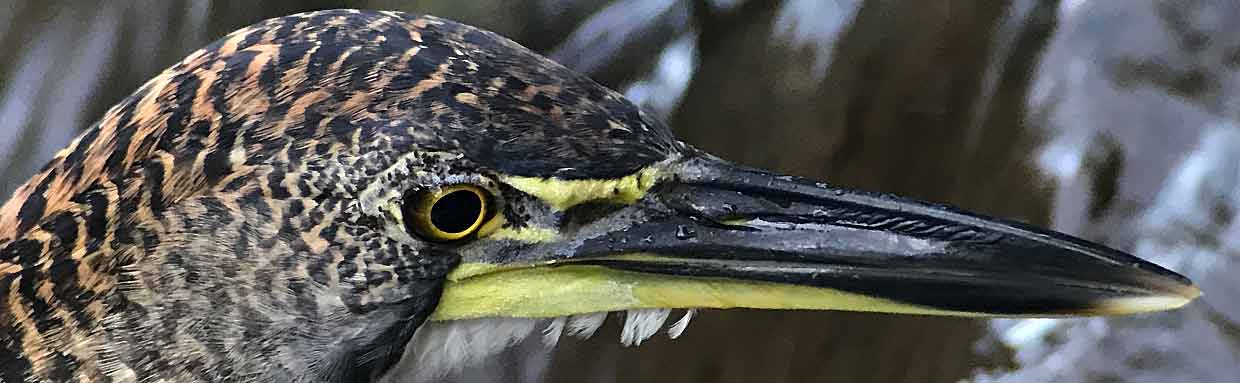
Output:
left=403, top=184, right=491, bottom=242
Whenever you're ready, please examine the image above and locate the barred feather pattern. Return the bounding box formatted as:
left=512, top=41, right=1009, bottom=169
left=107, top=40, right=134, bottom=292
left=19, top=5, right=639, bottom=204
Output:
left=0, top=9, right=679, bottom=382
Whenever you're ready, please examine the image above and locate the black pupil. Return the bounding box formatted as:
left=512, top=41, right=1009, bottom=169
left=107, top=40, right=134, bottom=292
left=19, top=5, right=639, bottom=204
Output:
left=430, top=190, right=483, bottom=233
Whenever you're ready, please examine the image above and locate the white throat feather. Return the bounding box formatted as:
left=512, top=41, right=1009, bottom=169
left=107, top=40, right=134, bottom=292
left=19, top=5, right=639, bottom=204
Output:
left=380, top=309, right=697, bottom=382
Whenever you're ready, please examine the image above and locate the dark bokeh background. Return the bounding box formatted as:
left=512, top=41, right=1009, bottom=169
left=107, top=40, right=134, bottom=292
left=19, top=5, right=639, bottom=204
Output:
left=2, top=1, right=1235, bottom=382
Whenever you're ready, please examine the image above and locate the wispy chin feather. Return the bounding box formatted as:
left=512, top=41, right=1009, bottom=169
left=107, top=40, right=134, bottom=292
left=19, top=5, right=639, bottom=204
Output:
left=381, top=309, right=699, bottom=382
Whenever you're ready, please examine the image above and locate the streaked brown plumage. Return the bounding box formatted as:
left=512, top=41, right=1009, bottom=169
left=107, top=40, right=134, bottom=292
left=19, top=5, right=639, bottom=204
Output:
left=0, top=8, right=1198, bottom=383
left=0, top=9, right=676, bottom=382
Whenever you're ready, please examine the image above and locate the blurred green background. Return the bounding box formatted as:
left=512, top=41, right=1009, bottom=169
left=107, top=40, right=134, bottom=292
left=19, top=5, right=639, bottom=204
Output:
left=2, top=1, right=1235, bottom=382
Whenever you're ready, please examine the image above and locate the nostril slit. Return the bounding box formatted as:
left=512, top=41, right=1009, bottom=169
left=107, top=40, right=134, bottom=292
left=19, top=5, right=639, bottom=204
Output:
left=558, top=201, right=629, bottom=233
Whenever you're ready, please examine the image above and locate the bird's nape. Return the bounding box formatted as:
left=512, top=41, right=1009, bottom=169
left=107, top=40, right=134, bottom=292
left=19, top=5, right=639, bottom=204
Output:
left=0, top=9, right=1198, bottom=383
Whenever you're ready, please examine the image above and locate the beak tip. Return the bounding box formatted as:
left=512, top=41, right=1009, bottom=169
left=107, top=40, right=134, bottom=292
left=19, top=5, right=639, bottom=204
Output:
left=1184, top=283, right=1204, bottom=300
left=1092, top=283, right=1201, bottom=315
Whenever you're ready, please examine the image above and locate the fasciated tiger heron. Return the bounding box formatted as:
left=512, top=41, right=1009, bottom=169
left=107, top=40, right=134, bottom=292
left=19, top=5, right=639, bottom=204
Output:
left=0, top=10, right=1198, bottom=383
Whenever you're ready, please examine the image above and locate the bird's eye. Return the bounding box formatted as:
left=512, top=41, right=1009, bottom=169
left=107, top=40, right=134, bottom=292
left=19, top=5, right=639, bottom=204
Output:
left=403, top=184, right=491, bottom=242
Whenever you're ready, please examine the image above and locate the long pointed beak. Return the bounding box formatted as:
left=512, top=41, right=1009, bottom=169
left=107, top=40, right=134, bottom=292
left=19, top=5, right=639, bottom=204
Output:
left=569, top=157, right=1200, bottom=316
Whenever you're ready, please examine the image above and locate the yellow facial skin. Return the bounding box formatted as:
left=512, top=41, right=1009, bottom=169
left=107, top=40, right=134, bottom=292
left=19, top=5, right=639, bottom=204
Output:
left=500, top=166, right=665, bottom=211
